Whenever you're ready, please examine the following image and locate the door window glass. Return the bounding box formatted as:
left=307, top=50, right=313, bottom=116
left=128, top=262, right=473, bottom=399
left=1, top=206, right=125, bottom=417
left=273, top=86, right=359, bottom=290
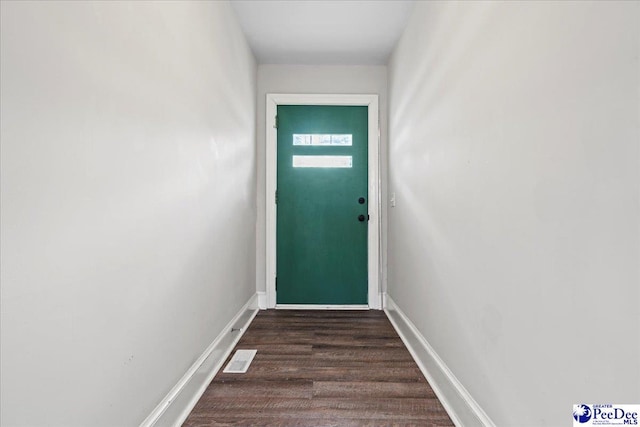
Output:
left=293, top=134, right=352, bottom=146
left=292, top=155, right=352, bottom=168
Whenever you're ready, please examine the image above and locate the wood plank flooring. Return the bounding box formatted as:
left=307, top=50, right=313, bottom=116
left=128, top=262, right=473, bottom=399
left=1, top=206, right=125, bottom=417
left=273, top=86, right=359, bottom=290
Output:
left=183, top=310, right=453, bottom=426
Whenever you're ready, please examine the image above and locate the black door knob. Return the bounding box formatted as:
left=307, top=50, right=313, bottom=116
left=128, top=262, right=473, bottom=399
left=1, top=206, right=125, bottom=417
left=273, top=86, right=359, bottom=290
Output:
left=358, top=214, right=366, bottom=222
left=358, top=197, right=366, bottom=204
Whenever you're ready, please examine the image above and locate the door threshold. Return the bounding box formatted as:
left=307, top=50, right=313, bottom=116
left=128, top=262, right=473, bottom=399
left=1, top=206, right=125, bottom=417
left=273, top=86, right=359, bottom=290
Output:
left=275, top=304, right=369, bottom=310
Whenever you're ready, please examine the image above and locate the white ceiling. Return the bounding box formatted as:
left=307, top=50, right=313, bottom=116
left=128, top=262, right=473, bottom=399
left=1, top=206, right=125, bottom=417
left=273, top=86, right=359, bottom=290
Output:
left=230, top=0, right=414, bottom=65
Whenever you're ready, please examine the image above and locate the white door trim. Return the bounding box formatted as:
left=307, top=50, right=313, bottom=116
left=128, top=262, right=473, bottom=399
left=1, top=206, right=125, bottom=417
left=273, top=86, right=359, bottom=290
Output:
left=265, top=93, right=381, bottom=309
left=276, top=304, right=369, bottom=311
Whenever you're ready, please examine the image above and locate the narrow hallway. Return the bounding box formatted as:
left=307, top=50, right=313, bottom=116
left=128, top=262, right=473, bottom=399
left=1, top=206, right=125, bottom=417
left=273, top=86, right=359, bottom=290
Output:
left=1, top=1, right=638, bottom=426
left=184, top=311, right=453, bottom=426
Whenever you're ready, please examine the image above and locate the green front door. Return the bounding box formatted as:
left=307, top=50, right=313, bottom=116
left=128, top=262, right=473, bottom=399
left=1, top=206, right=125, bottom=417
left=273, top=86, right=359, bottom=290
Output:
left=276, top=105, right=368, bottom=305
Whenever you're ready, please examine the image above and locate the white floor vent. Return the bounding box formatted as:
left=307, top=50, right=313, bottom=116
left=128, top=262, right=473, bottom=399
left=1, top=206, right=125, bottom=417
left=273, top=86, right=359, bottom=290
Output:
left=223, top=349, right=257, bottom=374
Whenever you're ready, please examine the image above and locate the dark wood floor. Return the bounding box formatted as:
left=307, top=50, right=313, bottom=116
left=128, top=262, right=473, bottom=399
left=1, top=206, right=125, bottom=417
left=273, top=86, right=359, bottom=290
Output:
left=183, top=310, right=453, bottom=426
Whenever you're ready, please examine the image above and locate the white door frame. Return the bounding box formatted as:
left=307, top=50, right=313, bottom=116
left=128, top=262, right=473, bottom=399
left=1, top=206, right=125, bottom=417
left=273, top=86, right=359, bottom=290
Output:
left=265, top=93, right=381, bottom=309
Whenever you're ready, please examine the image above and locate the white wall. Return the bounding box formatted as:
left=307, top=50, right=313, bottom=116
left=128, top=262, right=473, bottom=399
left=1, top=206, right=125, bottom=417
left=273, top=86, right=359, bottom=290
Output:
left=256, top=65, right=388, bottom=297
left=388, top=2, right=639, bottom=426
left=0, top=2, right=256, bottom=426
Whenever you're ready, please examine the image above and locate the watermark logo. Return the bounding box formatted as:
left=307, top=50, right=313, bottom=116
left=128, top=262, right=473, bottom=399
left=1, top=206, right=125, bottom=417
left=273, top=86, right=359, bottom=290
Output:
left=573, top=404, right=639, bottom=426
left=574, top=405, right=593, bottom=423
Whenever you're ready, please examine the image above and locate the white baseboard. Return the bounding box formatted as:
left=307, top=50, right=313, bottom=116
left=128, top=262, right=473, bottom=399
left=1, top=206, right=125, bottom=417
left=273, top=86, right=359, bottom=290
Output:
left=384, top=295, right=495, bottom=427
left=257, top=291, right=267, bottom=310
left=140, top=294, right=259, bottom=427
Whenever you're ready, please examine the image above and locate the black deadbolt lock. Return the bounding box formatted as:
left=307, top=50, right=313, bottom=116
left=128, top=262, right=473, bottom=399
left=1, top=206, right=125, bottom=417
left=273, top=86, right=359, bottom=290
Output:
left=358, top=214, right=366, bottom=222
left=358, top=197, right=366, bottom=204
